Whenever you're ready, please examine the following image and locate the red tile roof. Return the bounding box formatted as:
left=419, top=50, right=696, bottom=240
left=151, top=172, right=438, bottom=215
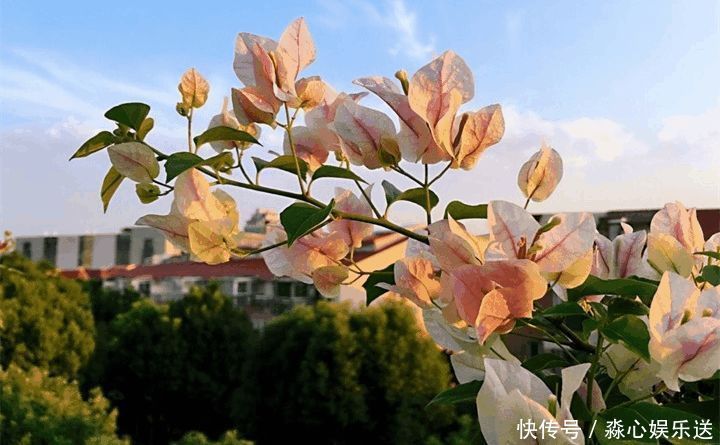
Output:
left=60, top=231, right=410, bottom=282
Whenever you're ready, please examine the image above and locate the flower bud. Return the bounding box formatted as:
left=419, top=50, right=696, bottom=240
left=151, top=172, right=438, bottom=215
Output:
left=517, top=144, right=563, bottom=202
left=108, top=142, right=159, bottom=183
left=294, top=76, right=326, bottom=109
left=135, top=183, right=161, bottom=204
left=394, top=69, right=409, bottom=95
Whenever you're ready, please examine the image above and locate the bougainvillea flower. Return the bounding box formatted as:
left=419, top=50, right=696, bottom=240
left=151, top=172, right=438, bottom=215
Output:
left=327, top=187, right=374, bottom=248
left=332, top=98, right=397, bottom=169
left=187, top=218, right=237, bottom=265
left=427, top=217, right=486, bottom=270
left=136, top=211, right=192, bottom=252
left=601, top=341, right=660, bottom=399
left=651, top=201, right=705, bottom=253
left=592, top=223, right=648, bottom=279
left=454, top=104, right=505, bottom=170
left=282, top=126, right=332, bottom=171
left=451, top=259, right=547, bottom=343
left=646, top=233, right=695, bottom=278
left=291, top=76, right=327, bottom=109
left=231, top=86, right=280, bottom=127
left=648, top=272, right=720, bottom=391
left=178, top=68, right=209, bottom=109
left=262, top=228, right=349, bottom=284
left=408, top=51, right=474, bottom=157
left=233, top=18, right=316, bottom=106
left=233, top=32, right=277, bottom=89
left=107, top=142, right=159, bottom=183
left=172, top=170, right=227, bottom=222
left=517, top=144, right=564, bottom=202
left=311, top=265, right=349, bottom=298
left=208, top=97, right=261, bottom=152
left=273, top=17, right=316, bottom=102
left=486, top=200, right=596, bottom=274
left=378, top=257, right=441, bottom=308
left=353, top=76, right=445, bottom=164
left=477, top=359, right=588, bottom=445
left=0, top=230, right=16, bottom=255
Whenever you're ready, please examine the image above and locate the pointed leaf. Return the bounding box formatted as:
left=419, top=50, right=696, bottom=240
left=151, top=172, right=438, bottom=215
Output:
left=698, top=265, right=720, bottom=286
left=426, top=381, right=482, bottom=407
left=253, top=155, right=309, bottom=178
left=381, top=180, right=402, bottom=207
left=362, top=264, right=394, bottom=305
left=69, top=131, right=116, bottom=160
left=695, top=251, right=720, bottom=261
left=607, top=298, right=649, bottom=320
left=280, top=200, right=334, bottom=245
left=540, top=301, right=586, bottom=318
left=601, top=315, right=650, bottom=361
left=165, top=152, right=204, bottom=182
left=311, top=165, right=367, bottom=183
left=522, top=353, right=571, bottom=372
left=444, top=201, right=487, bottom=220
left=395, top=187, right=439, bottom=210
left=104, top=102, right=150, bottom=131
left=194, top=125, right=260, bottom=148
left=567, top=275, right=658, bottom=304
left=100, top=166, right=124, bottom=212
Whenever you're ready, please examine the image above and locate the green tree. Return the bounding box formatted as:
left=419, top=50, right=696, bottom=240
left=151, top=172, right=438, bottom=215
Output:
left=80, top=284, right=142, bottom=393
left=0, top=253, right=95, bottom=379
left=0, top=364, right=128, bottom=445
left=97, top=284, right=256, bottom=445
left=245, top=301, right=456, bottom=445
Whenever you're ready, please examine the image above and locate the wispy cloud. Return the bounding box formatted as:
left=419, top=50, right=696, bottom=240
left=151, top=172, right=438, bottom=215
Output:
left=314, top=0, right=435, bottom=60
left=386, top=0, right=435, bottom=60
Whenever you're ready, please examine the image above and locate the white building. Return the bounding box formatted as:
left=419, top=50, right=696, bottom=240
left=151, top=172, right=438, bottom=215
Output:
left=15, top=226, right=180, bottom=269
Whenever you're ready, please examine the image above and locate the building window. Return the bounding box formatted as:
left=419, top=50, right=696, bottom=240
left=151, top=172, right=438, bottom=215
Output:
left=251, top=280, right=264, bottom=296
left=138, top=281, right=151, bottom=295
left=43, top=237, right=57, bottom=266
left=115, top=234, right=131, bottom=265
left=141, top=238, right=155, bottom=263
left=275, top=282, right=292, bottom=298
left=293, top=283, right=309, bottom=298
left=22, top=242, right=32, bottom=258
left=77, top=236, right=94, bottom=267
left=236, top=281, right=249, bottom=296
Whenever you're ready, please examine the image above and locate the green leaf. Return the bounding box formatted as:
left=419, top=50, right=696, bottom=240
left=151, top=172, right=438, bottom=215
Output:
left=194, top=126, right=260, bottom=148
left=443, top=201, right=488, bottom=220
left=69, top=131, right=116, bottom=160
left=253, top=155, right=309, bottom=178
left=279, top=200, right=334, bottom=245
left=601, top=315, right=650, bottom=361
left=522, top=353, right=571, bottom=372
left=165, top=152, right=204, bottom=182
left=695, top=251, right=720, bottom=261
left=381, top=180, right=402, bottom=207
left=136, top=117, right=154, bottom=141
left=698, top=265, right=720, bottom=286
left=426, top=381, right=482, bottom=407
left=362, top=264, right=394, bottom=305
left=311, top=165, right=367, bottom=183
left=607, top=298, right=649, bottom=320
left=100, top=166, right=124, bottom=213
left=204, top=152, right=234, bottom=172
left=397, top=188, right=439, bottom=209
left=135, top=183, right=161, bottom=204
left=104, top=102, right=151, bottom=131
left=567, top=275, right=658, bottom=304
left=540, top=301, right=586, bottom=318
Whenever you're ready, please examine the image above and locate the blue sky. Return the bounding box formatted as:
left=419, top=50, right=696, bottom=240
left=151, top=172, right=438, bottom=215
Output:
left=1, top=0, right=718, bottom=235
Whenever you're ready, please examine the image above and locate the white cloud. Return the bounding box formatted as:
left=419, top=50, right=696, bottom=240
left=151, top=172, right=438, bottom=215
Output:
left=314, top=0, right=435, bottom=60
left=386, top=0, right=435, bottom=60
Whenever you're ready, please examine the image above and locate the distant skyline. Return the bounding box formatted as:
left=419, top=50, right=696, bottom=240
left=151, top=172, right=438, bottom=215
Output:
left=1, top=0, right=718, bottom=236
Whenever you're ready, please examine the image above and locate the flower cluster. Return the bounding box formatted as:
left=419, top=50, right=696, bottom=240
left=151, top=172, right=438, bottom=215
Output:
left=70, top=16, right=720, bottom=444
